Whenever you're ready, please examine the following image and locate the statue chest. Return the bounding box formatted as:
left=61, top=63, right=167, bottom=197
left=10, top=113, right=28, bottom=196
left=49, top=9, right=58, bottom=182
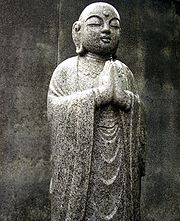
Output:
left=74, top=69, right=129, bottom=92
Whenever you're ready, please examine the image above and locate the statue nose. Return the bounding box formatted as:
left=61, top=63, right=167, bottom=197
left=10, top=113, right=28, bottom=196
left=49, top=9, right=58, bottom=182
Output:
left=101, top=23, right=111, bottom=34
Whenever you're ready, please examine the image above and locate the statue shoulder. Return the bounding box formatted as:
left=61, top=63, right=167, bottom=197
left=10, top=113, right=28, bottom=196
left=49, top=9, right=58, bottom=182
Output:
left=114, top=60, right=134, bottom=79
left=48, top=56, right=78, bottom=96
left=53, top=56, right=78, bottom=77
left=114, top=59, right=137, bottom=93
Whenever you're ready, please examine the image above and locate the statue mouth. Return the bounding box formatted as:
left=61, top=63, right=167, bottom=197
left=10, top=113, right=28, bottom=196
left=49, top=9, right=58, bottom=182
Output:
left=100, top=36, right=111, bottom=43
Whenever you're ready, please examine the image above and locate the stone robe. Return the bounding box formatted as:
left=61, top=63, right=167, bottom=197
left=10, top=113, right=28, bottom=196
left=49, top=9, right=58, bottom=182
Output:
left=47, top=56, right=146, bottom=221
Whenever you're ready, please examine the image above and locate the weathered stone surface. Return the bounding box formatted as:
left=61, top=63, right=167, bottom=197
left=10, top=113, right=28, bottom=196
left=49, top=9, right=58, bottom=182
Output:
left=48, top=3, right=146, bottom=220
left=57, top=1, right=180, bottom=220
left=0, top=0, right=179, bottom=221
left=0, top=0, right=57, bottom=220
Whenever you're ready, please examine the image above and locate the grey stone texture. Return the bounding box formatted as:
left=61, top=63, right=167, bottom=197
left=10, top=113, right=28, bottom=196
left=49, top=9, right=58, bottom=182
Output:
left=48, top=3, right=146, bottom=220
left=0, top=0, right=57, bottom=220
left=0, top=0, right=179, bottom=221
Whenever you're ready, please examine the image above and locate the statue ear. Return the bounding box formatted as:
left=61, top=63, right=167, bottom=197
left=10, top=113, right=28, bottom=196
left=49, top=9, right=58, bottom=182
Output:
left=72, top=21, right=84, bottom=55
left=72, top=21, right=81, bottom=32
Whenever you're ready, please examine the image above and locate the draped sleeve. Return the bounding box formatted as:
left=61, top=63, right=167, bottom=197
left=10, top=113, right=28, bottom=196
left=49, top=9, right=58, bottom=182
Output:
left=114, top=60, right=146, bottom=177
left=47, top=57, right=95, bottom=221
left=111, top=61, right=146, bottom=219
left=125, top=64, right=146, bottom=177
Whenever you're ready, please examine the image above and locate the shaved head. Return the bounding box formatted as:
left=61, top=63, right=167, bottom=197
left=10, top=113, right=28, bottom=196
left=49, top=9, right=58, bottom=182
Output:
left=79, top=2, right=120, bottom=22
left=72, top=2, right=121, bottom=56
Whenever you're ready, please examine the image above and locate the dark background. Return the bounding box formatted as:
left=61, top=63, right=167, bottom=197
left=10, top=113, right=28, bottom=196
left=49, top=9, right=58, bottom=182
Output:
left=0, top=0, right=179, bottom=220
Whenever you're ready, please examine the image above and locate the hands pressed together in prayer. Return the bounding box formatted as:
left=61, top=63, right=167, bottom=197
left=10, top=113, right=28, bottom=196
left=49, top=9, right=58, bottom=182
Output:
left=93, top=60, right=132, bottom=110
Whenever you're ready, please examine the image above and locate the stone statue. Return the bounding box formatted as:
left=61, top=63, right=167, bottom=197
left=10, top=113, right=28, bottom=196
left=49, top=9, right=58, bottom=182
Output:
left=47, top=2, right=146, bottom=221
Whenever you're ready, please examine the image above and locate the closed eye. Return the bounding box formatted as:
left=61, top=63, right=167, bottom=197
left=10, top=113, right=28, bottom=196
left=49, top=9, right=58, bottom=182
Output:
left=110, top=24, right=120, bottom=28
left=109, top=18, right=121, bottom=29
left=87, top=23, right=101, bottom=26
left=86, top=15, right=103, bottom=27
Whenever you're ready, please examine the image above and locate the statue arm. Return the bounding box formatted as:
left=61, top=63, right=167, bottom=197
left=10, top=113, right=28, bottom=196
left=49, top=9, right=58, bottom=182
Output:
left=113, top=64, right=139, bottom=110
left=47, top=61, right=95, bottom=108
left=48, top=75, right=108, bottom=110
left=47, top=61, right=95, bottom=218
left=49, top=60, right=133, bottom=109
left=113, top=88, right=133, bottom=110
left=92, top=85, right=113, bottom=107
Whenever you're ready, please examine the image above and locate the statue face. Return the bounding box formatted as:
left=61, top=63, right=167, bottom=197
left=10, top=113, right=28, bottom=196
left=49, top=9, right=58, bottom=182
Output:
left=79, top=3, right=121, bottom=56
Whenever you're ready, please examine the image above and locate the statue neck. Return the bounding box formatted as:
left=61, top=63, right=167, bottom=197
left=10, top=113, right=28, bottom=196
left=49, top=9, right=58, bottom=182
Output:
left=85, top=52, right=113, bottom=62
left=77, top=52, right=111, bottom=79
left=77, top=52, right=116, bottom=79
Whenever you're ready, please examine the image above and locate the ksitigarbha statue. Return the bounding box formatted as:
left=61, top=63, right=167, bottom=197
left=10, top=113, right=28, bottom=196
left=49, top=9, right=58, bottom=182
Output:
left=47, top=2, right=146, bottom=221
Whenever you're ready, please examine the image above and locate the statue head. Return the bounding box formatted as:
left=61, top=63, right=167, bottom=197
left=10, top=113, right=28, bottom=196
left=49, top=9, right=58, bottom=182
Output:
left=72, top=2, right=121, bottom=58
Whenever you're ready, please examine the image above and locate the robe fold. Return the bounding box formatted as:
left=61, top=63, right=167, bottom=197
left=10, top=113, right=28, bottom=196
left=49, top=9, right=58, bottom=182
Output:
left=47, top=56, right=146, bottom=221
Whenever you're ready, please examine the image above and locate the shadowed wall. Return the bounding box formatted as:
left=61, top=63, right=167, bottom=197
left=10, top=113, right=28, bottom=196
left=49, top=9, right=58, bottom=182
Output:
left=0, top=0, right=58, bottom=220
left=0, top=0, right=179, bottom=220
